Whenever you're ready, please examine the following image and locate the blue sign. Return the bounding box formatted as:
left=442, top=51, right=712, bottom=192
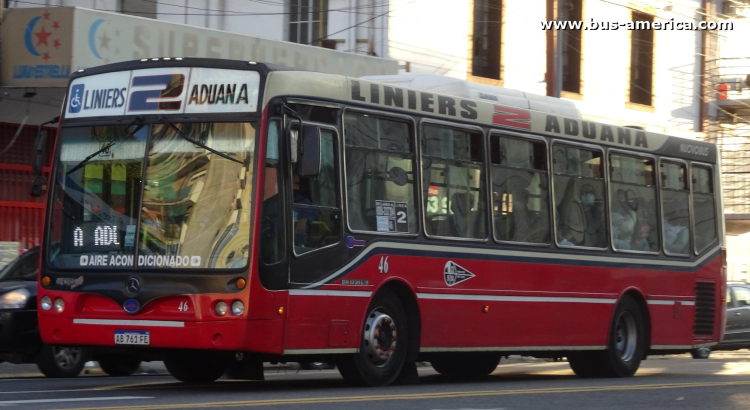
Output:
left=68, top=84, right=84, bottom=113
left=123, top=299, right=140, bottom=314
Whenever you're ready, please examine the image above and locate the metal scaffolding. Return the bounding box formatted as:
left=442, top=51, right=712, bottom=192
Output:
left=707, top=58, right=750, bottom=214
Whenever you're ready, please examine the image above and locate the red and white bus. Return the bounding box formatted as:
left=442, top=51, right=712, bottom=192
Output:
left=35, top=58, right=725, bottom=385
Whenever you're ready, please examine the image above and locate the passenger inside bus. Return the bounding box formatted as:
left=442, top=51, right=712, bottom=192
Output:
left=663, top=211, right=690, bottom=254
left=611, top=189, right=638, bottom=250
left=558, top=182, right=606, bottom=247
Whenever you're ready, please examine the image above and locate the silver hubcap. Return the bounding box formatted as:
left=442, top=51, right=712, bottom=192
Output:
left=53, top=347, right=82, bottom=370
left=363, top=309, right=397, bottom=367
left=615, top=312, right=637, bottom=362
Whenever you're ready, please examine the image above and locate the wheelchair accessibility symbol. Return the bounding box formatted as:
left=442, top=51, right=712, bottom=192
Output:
left=68, top=84, right=84, bottom=114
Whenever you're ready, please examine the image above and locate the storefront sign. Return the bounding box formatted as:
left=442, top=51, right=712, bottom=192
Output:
left=0, top=7, right=398, bottom=87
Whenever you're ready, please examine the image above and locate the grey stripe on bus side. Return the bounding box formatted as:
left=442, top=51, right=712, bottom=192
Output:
left=303, top=241, right=721, bottom=289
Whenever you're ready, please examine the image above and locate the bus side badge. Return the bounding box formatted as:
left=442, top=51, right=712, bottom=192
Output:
left=444, top=261, right=475, bottom=287
left=123, top=299, right=140, bottom=314
left=345, top=236, right=365, bottom=248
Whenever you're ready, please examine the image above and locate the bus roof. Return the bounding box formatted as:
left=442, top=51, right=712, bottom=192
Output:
left=264, top=70, right=717, bottom=164
left=360, top=74, right=581, bottom=119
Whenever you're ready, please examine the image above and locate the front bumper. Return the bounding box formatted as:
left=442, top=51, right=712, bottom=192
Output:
left=39, top=315, right=285, bottom=354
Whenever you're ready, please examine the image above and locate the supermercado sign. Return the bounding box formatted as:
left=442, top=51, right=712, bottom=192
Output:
left=65, top=67, right=260, bottom=118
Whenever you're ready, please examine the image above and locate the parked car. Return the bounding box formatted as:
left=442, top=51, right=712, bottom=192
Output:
left=692, top=282, right=750, bottom=359
left=0, top=247, right=88, bottom=377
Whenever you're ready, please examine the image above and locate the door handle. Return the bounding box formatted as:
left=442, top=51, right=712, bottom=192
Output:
left=736, top=312, right=742, bottom=316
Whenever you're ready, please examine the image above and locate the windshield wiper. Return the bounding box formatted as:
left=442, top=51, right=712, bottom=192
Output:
left=157, top=116, right=242, bottom=164
left=66, top=117, right=145, bottom=175
left=66, top=141, right=117, bottom=175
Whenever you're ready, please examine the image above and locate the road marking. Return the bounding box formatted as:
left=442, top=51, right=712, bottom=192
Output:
left=96, top=381, right=178, bottom=391
left=0, top=389, right=96, bottom=395
left=0, top=396, right=151, bottom=405
left=52, top=380, right=750, bottom=410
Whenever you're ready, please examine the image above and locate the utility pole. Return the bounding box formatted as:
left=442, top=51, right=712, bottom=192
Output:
left=545, top=0, right=558, bottom=97
left=368, top=0, right=375, bottom=55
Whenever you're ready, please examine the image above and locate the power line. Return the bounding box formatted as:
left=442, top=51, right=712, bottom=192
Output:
left=306, top=2, right=410, bottom=46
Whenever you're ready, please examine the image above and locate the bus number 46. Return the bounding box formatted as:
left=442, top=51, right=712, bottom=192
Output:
left=378, top=256, right=389, bottom=274
left=178, top=301, right=189, bottom=312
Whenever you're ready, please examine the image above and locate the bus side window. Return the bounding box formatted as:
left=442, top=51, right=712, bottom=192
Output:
left=343, top=113, right=418, bottom=234
left=490, top=135, right=550, bottom=244
left=691, top=164, right=718, bottom=254
left=552, top=144, right=607, bottom=249
left=660, top=161, right=691, bottom=256
left=421, top=124, right=487, bottom=240
left=609, top=154, right=659, bottom=253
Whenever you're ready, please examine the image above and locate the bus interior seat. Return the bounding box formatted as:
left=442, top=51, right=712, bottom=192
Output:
left=557, top=181, right=585, bottom=246
left=448, top=192, right=477, bottom=238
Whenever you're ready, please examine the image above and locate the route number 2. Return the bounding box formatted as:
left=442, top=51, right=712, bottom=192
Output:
left=378, top=256, right=390, bottom=274
left=178, top=301, right=189, bottom=312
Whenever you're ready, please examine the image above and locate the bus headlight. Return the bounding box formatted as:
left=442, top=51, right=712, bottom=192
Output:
left=40, top=296, right=52, bottom=311
left=0, top=289, right=30, bottom=309
left=215, top=301, right=228, bottom=316
left=231, top=301, right=244, bottom=316
left=53, top=298, right=65, bottom=313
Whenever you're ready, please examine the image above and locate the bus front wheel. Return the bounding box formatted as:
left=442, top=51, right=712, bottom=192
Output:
left=336, top=288, right=409, bottom=387
left=164, top=351, right=232, bottom=383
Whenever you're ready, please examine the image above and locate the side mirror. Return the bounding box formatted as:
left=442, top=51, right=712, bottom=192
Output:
left=297, top=124, right=321, bottom=177
left=30, top=130, right=49, bottom=197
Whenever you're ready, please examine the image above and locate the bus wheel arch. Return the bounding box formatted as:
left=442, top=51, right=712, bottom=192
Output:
left=336, top=281, right=419, bottom=386
left=568, top=293, right=648, bottom=378
left=378, top=280, right=421, bottom=365
left=620, top=289, right=652, bottom=356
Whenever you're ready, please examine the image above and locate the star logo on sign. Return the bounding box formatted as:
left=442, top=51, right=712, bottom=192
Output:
left=42, top=52, right=50, bottom=61
left=42, top=11, right=51, bottom=20
left=35, top=27, right=51, bottom=47
left=52, top=21, right=60, bottom=29
left=54, top=39, right=61, bottom=48
left=99, top=32, right=111, bottom=50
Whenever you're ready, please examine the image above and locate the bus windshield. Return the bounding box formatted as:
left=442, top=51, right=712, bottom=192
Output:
left=48, top=121, right=256, bottom=271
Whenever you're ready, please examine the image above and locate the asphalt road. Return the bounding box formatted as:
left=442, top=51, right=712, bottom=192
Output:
left=1, top=352, right=750, bottom=409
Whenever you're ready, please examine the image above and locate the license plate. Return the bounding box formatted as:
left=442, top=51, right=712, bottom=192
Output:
left=114, top=331, right=150, bottom=345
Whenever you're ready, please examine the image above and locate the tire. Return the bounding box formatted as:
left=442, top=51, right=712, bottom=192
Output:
left=568, top=296, right=646, bottom=378
left=431, top=353, right=500, bottom=378
left=98, top=357, right=142, bottom=376
left=36, top=345, right=87, bottom=378
left=691, top=347, right=711, bottom=359
left=566, top=353, right=603, bottom=378
left=336, top=288, right=409, bottom=386
left=164, top=351, right=232, bottom=383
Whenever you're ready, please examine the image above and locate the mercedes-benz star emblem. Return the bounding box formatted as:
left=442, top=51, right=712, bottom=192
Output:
left=126, top=277, right=140, bottom=294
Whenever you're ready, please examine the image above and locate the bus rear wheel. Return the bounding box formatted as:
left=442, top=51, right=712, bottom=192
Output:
left=164, top=351, right=232, bottom=383
left=430, top=353, right=500, bottom=378
left=336, top=288, right=409, bottom=387
left=568, top=296, right=646, bottom=378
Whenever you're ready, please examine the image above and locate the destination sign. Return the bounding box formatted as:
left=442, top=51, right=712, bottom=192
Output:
left=65, top=67, right=260, bottom=118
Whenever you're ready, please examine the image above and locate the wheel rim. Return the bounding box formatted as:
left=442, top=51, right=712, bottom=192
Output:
left=53, top=347, right=82, bottom=370
left=615, top=311, right=637, bottom=362
left=363, top=308, right=397, bottom=367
